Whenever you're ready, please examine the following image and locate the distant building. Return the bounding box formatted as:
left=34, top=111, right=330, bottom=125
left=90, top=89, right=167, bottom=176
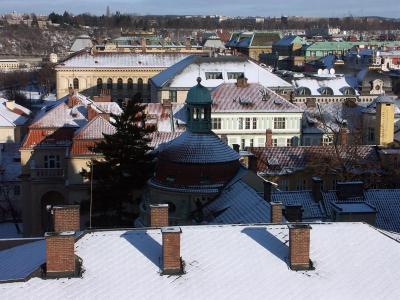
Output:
left=210, top=80, right=303, bottom=148
left=226, top=31, right=281, bottom=61
left=0, top=98, right=31, bottom=143
left=69, top=35, right=94, bottom=54
left=19, top=91, right=122, bottom=236
left=0, top=59, right=19, bottom=71
left=139, top=79, right=270, bottom=226
left=55, top=51, right=190, bottom=100
left=149, top=55, right=293, bottom=104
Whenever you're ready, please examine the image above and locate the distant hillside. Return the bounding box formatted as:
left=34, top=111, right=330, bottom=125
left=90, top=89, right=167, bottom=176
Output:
left=0, top=26, right=87, bottom=58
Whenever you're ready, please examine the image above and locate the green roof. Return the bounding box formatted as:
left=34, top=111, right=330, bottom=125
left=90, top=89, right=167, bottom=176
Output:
left=186, top=78, right=212, bottom=105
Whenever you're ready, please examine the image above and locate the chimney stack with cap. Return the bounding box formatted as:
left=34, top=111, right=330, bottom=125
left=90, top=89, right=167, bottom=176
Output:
left=288, top=224, right=312, bottom=270
left=263, top=180, right=276, bottom=202
left=150, top=204, right=169, bottom=227
left=232, top=144, right=240, bottom=153
left=52, top=205, right=80, bottom=233
left=162, top=227, right=182, bottom=275
left=265, top=129, right=273, bottom=147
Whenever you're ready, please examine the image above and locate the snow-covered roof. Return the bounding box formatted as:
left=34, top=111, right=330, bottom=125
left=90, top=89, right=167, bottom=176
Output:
left=58, top=52, right=190, bottom=69
left=74, top=116, right=116, bottom=140
left=0, top=98, right=30, bottom=127
left=211, top=83, right=303, bottom=113
left=0, top=240, right=44, bottom=282
left=70, top=36, right=93, bottom=53
left=293, top=75, right=359, bottom=96
left=204, top=176, right=271, bottom=224
left=158, top=131, right=240, bottom=164
left=1, top=223, right=400, bottom=298
left=151, top=56, right=292, bottom=89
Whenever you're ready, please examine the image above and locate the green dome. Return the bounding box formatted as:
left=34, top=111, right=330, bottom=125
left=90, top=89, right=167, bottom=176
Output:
left=186, top=77, right=213, bottom=105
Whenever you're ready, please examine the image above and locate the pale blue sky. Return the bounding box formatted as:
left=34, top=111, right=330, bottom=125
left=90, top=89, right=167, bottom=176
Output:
left=0, top=0, right=399, bottom=18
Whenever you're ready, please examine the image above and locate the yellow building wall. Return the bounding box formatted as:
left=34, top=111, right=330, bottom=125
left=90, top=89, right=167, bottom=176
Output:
left=0, top=127, right=16, bottom=143
left=68, top=157, right=91, bottom=185
left=56, top=68, right=168, bottom=99
left=376, top=103, right=395, bottom=146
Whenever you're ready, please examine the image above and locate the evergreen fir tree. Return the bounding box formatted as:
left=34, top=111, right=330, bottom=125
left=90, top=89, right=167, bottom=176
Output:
left=82, top=101, right=154, bottom=227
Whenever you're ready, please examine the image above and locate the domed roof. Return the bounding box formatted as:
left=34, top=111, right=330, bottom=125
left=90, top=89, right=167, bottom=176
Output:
left=159, top=131, right=240, bottom=164
left=186, top=78, right=212, bottom=105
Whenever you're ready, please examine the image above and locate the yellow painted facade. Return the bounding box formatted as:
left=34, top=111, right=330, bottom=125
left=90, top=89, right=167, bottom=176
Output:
left=55, top=68, right=165, bottom=99
left=376, top=102, right=395, bottom=146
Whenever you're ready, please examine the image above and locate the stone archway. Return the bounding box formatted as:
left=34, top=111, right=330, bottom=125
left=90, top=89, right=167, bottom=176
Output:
left=40, top=191, right=66, bottom=233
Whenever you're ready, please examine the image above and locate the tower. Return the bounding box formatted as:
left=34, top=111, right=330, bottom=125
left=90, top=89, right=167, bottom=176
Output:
left=186, top=77, right=212, bottom=133
left=375, top=96, right=395, bottom=146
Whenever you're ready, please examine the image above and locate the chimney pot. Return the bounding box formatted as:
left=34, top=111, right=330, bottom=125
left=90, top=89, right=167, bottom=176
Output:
left=270, top=202, right=283, bottom=224
left=265, top=129, right=273, bottom=147
left=52, top=205, right=80, bottom=232
left=162, top=227, right=182, bottom=275
left=263, top=180, right=275, bottom=202
left=338, top=128, right=348, bottom=146
left=150, top=204, right=169, bottom=227
left=311, top=176, right=323, bottom=202
left=248, top=154, right=258, bottom=173
left=288, top=224, right=312, bottom=270
left=45, top=231, right=76, bottom=277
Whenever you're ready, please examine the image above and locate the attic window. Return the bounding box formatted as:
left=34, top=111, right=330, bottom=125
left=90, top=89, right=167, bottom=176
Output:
left=205, top=72, right=223, bottom=80
left=227, top=72, right=244, bottom=80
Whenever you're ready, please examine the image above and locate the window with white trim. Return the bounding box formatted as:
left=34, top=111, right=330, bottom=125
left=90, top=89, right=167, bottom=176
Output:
left=44, top=155, right=60, bottom=169
left=274, top=117, right=286, bottom=129
left=212, top=118, right=222, bottom=130
left=245, top=118, right=251, bottom=129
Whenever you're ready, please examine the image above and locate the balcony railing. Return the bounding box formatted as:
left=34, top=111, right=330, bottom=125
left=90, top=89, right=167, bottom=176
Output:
left=31, top=168, right=64, bottom=179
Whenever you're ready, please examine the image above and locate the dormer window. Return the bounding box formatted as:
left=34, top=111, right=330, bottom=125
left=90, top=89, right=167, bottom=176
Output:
left=320, top=87, right=334, bottom=96
left=44, top=155, right=60, bottom=169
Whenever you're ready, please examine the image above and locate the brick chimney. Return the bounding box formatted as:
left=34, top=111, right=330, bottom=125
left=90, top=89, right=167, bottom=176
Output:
left=338, top=128, right=348, bottom=146
left=150, top=204, right=169, bottom=227
left=288, top=224, right=312, bottom=271
left=265, top=129, right=273, bottom=147
left=270, top=202, right=283, bottom=224
left=185, top=38, right=191, bottom=50
left=232, top=144, right=240, bottom=153
left=162, top=227, right=182, bottom=275
left=236, top=77, right=248, bottom=88
left=52, top=205, right=80, bottom=232
left=67, top=95, right=80, bottom=108
left=311, top=176, right=323, bottom=202
left=141, top=37, right=146, bottom=53
left=45, top=232, right=76, bottom=277
left=87, top=104, right=98, bottom=121
left=248, top=154, right=258, bottom=173
left=263, top=180, right=276, bottom=202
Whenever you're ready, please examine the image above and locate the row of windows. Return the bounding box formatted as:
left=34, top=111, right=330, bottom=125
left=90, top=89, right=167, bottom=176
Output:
left=212, top=117, right=289, bottom=130
left=238, top=137, right=295, bottom=149
left=205, top=72, right=244, bottom=80
left=72, top=78, right=144, bottom=91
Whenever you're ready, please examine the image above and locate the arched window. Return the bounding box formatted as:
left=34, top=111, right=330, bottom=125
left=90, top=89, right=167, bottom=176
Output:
left=342, top=87, right=356, bottom=96
left=73, top=78, right=79, bottom=90
left=320, top=87, right=334, bottom=96
left=97, top=78, right=103, bottom=90
left=297, top=87, right=311, bottom=96
left=117, top=78, right=123, bottom=90
left=127, top=78, right=133, bottom=90
left=137, top=78, right=143, bottom=91
left=107, top=78, right=113, bottom=90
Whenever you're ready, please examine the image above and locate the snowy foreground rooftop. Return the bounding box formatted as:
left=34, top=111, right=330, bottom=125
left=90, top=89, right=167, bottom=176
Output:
left=1, top=223, right=400, bottom=299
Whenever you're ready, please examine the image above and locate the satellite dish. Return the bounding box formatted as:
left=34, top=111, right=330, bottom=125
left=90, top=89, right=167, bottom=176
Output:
left=330, top=68, right=336, bottom=75
left=323, top=69, right=329, bottom=75
left=317, top=69, right=323, bottom=75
